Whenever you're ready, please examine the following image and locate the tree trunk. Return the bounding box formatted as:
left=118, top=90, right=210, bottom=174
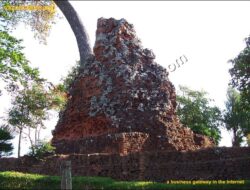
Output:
left=35, top=127, right=37, bottom=146
left=38, top=125, right=42, bottom=144
left=232, top=127, right=240, bottom=147
left=28, top=127, right=34, bottom=152
left=53, top=0, right=92, bottom=65
left=35, top=126, right=38, bottom=146
left=22, top=127, right=35, bottom=154
left=18, top=128, right=22, bottom=158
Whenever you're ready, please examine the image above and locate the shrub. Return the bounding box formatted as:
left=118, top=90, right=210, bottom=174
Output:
left=28, top=141, right=55, bottom=160
left=0, top=125, right=14, bottom=157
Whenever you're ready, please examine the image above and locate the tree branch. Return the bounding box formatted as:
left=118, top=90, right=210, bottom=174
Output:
left=53, top=0, right=92, bottom=65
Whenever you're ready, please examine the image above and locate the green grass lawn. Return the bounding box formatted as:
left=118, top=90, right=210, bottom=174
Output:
left=0, top=171, right=249, bottom=190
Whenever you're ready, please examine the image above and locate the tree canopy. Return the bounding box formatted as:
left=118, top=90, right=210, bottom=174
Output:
left=1, top=0, right=57, bottom=44
left=229, top=36, right=250, bottom=110
left=176, top=86, right=222, bottom=145
left=1, top=0, right=92, bottom=64
left=228, top=35, right=250, bottom=146
left=0, top=30, right=41, bottom=94
left=223, top=87, right=250, bottom=147
left=0, top=0, right=72, bottom=157
left=8, top=81, right=65, bottom=157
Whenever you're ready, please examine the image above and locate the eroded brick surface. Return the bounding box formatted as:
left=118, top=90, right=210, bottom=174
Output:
left=1, top=147, right=250, bottom=181
left=52, top=18, right=214, bottom=154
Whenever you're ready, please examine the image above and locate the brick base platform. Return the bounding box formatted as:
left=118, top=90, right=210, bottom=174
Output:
left=1, top=147, right=249, bottom=182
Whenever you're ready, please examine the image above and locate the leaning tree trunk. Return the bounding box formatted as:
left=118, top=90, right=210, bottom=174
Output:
left=53, top=0, right=92, bottom=65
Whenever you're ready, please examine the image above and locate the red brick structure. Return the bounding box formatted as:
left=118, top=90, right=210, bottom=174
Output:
left=52, top=18, right=214, bottom=154
left=1, top=147, right=250, bottom=181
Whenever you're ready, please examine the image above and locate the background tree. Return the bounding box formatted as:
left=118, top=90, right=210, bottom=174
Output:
left=176, top=85, right=222, bottom=145
left=0, top=1, right=46, bottom=88
left=0, top=29, right=41, bottom=95
left=0, top=125, right=14, bottom=157
left=1, top=1, right=69, bottom=157
left=59, top=61, right=80, bottom=93
left=53, top=61, right=80, bottom=111
left=8, top=89, right=33, bottom=158
left=8, top=81, right=65, bottom=157
left=1, top=0, right=92, bottom=64
left=22, top=83, right=50, bottom=151
left=229, top=35, right=250, bottom=146
left=229, top=36, right=250, bottom=110
left=223, top=87, right=250, bottom=147
left=1, top=0, right=57, bottom=44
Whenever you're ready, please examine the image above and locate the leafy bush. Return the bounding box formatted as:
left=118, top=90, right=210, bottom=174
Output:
left=28, top=141, right=55, bottom=160
left=0, top=125, right=14, bottom=157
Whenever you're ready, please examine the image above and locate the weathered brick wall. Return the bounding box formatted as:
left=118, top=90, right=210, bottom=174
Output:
left=53, top=132, right=150, bottom=155
left=1, top=147, right=249, bottom=182
left=52, top=132, right=213, bottom=155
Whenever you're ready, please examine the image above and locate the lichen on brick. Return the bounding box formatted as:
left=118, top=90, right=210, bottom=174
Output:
left=52, top=17, right=214, bottom=154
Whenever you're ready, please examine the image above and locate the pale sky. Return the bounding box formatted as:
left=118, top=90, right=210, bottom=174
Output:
left=1, top=1, right=250, bottom=157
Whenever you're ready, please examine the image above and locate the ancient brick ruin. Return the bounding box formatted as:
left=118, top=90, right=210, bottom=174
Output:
left=1, top=18, right=249, bottom=183
left=1, top=147, right=250, bottom=181
left=52, top=18, right=214, bottom=155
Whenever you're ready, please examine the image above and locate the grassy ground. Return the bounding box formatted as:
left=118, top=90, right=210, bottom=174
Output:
left=0, top=171, right=249, bottom=190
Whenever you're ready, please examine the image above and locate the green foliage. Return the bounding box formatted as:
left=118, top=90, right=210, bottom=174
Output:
left=1, top=0, right=57, bottom=44
left=0, top=171, right=249, bottom=190
left=229, top=36, right=250, bottom=111
left=61, top=61, right=80, bottom=92
left=51, top=61, right=80, bottom=111
left=247, top=134, right=250, bottom=146
left=8, top=82, right=56, bottom=157
left=7, top=79, right=68, bottom=156
left=8, top=85, right=36, bottom=129
left=0, top=1, right=55, bottom=96
left=228, top=35, right=250, bottom=146
left=28, top=141, right=55, bottom=160
left=0, top=125, right=14, bottom=157
left=176, top=86, right=222, bottom=145
left=0, top=30, right=41, bottom=93
left=8, top=85, right=34, bottom=157
left=0, top=0, right=63, bottom=158
left=223, top=87, right=250, bottom=147
left=47, top=84, right=67, bottom=111
left=8, top=82, right=61, bottom=128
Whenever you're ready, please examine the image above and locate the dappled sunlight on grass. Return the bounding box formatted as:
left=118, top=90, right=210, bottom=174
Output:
left=0, top=171, right=249, bottom=190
